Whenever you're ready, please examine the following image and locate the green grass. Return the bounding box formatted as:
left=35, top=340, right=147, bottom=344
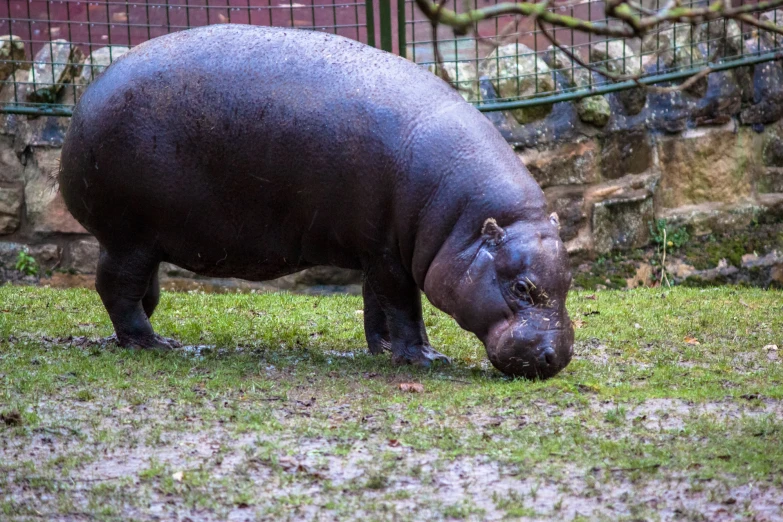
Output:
left=1, top=285, right=783, bottom=521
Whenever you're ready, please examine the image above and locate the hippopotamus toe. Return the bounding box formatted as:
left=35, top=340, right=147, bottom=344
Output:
left=391, top=344, right=452, bottom=368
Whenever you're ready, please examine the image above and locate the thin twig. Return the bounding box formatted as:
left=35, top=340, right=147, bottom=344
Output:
left=415, top=0, right=783, bottom=38
left=661, top=228, right=671, bottom=288
left=608, top=463, right=662, bottom=472
left=647, top=45, right=723, bottom=94
left=418, top=0, right=783, bottom=99
left=432, top=0, right=452, bottom=84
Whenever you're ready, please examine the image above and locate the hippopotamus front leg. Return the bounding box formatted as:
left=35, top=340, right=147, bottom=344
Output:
left=363, top=259, right=451, bottom=367
left=95, top=246, right=177, bottom=350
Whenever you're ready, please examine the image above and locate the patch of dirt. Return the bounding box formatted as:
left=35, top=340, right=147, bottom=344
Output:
left=4, top=392, right=783, bottom=521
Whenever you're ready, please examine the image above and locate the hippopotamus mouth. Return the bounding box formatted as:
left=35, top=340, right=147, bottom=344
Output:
left=484, top=315, right=575, bottom=380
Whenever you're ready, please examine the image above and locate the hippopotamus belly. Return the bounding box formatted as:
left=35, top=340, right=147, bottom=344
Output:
left=60, top=24, right=574, bottom=379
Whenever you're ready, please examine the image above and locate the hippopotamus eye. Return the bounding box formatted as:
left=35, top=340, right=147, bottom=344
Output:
left=511, top=280, right=534, bottom=304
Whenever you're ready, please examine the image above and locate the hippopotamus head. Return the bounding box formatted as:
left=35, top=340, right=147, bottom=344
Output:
left=425, top=213, right=574, bottom=379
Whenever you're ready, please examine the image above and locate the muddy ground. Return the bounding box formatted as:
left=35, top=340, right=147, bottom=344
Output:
left=1, top=287, right=782, bottom=521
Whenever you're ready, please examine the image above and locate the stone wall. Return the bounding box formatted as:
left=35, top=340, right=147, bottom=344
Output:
left=2, top=26, right=783, bottom=288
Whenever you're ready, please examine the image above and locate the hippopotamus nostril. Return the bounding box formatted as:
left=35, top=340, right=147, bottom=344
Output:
left=540, top=347, right=557, bottom=367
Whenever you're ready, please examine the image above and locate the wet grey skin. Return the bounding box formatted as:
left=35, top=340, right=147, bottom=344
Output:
left=59, top=24, right=574, bottom=379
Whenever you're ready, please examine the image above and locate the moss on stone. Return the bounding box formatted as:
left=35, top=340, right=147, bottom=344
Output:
left=681, top=224, right=783, bottom=270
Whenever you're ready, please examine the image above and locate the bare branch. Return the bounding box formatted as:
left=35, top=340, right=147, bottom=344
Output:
left=418, top=0, right=783, bottom=104
left=414, top=0, right=783, bottom=38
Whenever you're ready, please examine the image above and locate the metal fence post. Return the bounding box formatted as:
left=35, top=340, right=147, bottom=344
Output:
left=365, top=0, right=376, bottom=48
left=379, top=0, right=392, bottom=53
left=397, top=0, right=407, bottom=58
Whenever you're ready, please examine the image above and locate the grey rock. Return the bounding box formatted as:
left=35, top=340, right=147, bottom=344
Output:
left=79, top=46, right=129, bottom=84
left=576, top=96, right=611, bottom=127
left=481, top=43, right=555, bottom=123
left=641, top=23, right=704, bottom=70
left=0, top=241, right=23, bottom=267
left=27, top=40, right=84, bottom=104
left=72, top=46, right=130, bottom=103
left=0, top=69, right=29, bottom=109
left=0, top=35, right=28, bottom=81
left=517, top=140, right=600, bottom=188
left=24, top=147, right=87, bottom=234
left=275, top=266, right=362, bottom=289
left=701, top=19, right=744, bottom=58
left=589, top=40, right=641, bottom=76
left=159, top=262, right=197, bottom=279
left=599, top=130, right=652, bottom=180
left=542, top=46, right=590, bottom=88
left=28, top=243, right=61, bottom=269
left=67, top=238, right=100, bottom=274
left=427, top=61, right=480, bottom=103
left=0, top=185, right=22, bottom=234
left=658, top=201, right=761, bottom=236
left=0, top=134, right=23, bottom=184
left=592, top=190, right=654, bottom=253
left=0, top=242, right=60, bottom=270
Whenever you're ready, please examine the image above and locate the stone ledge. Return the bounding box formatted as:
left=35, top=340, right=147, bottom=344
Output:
left=517, top=140, right=600, bottom=188
left=658, top=201, right=763, bottom=236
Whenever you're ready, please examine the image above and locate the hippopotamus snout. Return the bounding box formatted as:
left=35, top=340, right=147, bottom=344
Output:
left=485, top=316, right=574, bottom=380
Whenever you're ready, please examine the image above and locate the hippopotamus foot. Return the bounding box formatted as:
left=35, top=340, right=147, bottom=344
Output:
left=391, top=344, right=451, bottom=367
left=102, top=333, right=180, bottom=351
left=95, top=245, right=169, bottom=351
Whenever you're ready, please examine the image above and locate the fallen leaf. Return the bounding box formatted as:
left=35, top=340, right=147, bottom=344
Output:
left=684, top=336, right=700, bottom=345
left=584, top=294, right=596, bottom=300
left=171, top=471, right=184, bottom=482
left=388, top=439, right=401, bottom=447
left=573, top=319, right=586, bottom=329
left=398, top=383, right=424, bottom=393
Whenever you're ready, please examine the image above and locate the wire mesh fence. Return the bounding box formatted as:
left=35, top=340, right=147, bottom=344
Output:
left=0, top=0, right=373, bottom=114
left=403, top=0, right=783, bottom=111
left=1, top=0, right=783, bottom=115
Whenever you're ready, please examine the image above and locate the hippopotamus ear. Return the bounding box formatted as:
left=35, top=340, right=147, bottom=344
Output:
left=481, top=218, right=506, bottom=245
left=549, top=212, right=560, bottom=229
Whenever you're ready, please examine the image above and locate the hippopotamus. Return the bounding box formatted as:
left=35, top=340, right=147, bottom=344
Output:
left=59, top=24, right=574, bottom=379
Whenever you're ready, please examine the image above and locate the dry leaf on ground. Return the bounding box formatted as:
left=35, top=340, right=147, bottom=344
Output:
left=398, top=383, right=424, bottom=393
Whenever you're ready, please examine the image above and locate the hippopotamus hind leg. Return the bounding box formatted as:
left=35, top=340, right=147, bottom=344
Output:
left=363, top=260, right=451, bottom=368
left=362, top=279, right=391, bottom=354
left=96, top=246, right=176, bottom=350
left=142, top=271, right=161, bottom=319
